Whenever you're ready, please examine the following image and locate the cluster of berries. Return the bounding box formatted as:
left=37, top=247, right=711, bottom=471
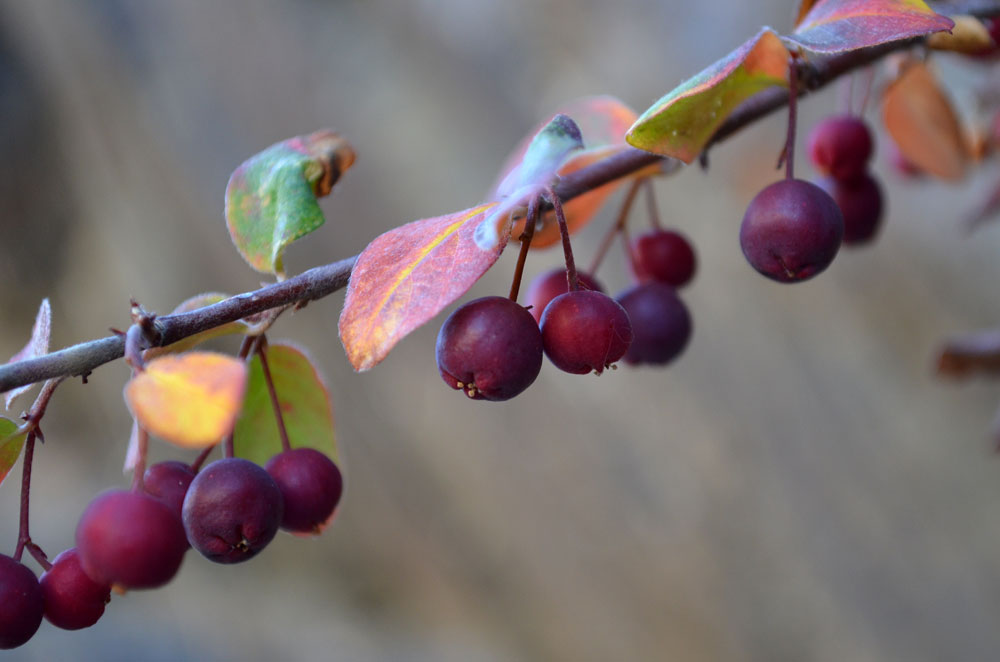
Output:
left=0, top=448, right=343, bottom=649
left=435, top=227, right=695, bottom=402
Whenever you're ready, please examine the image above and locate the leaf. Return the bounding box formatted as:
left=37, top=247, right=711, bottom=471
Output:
left=882, top=60, right=968, bottom=181
left=339, top=202, right=510, bottom=371
left=225, top=130, right=356, bottom=276
left=626, top=28, right=791, bottom=164
left=4, top=299, right=51, bottom=409
left=927, top=15, right=993, bottom=53
left=233, top=343, right=337, bottom=466
left=495, top=96, right=677, bottom=249
left=0, top=417, right=27, bottom=487
left=787, top=0, right=954, bottom=53
left=795, top=0, right=820, bottom=27
left=495, top=114, right=584, bottom=197
left=125, top=352, right=248, bottom=448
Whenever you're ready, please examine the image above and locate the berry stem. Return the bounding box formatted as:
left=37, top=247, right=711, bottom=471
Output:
left=547, top=186, right=579, bottom=292
left=858, top=65, right=876, bottom=116
left=222, top=334, right=258, bottom=459
left=130, top=425, right=149, bottom=492
left=190, top=445, right=214, bottom=472
left=644, top=179, right=663, bottom=230
left=255, top=336, right=293, bottom=453
left=589, top=178, right=643, bottom=275
left=507, top=194, right=540, bottom=302
left=13, top=431, right=37, bottom=562
left=785, top=55, right=800, bottom=181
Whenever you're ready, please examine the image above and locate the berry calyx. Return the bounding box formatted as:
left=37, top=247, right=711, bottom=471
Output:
left=40, top=548, right=111, bottom=630
left=616, top=283, right=692, bottom=366
left=435, top=296, right=543, bottom=401
left=739, top=179, right=844, bottom=283
left=630, top=229, right=697, bottom=287
left=0, top=554, right=44, bottom=649
left=182, top=458, right=284, bottom=564
left=75, top=489, right=188, bottom=589
left=266, top=448, right=344, bottom=534
left=525, top=268, right=604, bottom=323
left=807, top=115, right=873, bottom=182
left=539, top=290, right=633, bottom=374
left=815, top=172, right=884, bottom=246
left=143, top=460, right=197, bottom=519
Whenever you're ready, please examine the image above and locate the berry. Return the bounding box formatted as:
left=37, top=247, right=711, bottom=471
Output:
left=143, top=460, right=197, bottom=519
left=266, top=448, right=344, bottom=534
left=525, top=268, right=604, bottom=323
left=76, top=489, right=187, bottom=589
left=40, top=548, right=111, bottom=630
left=815, top=172, right=884, bottom=246
left=630, top=229, right=697, bottom=287
left=539, top=290, right=633, bottom=374
left=739, top=179, right=843, bottom=283
left=435, top=296, right=543, bottom=401
left=183, top=458, right=284, bottom=564
left=616, top=283, right=692, bottom=366
left=807, top=115, right=873, bottom=182
left=0, top=554, right=44, bottom=649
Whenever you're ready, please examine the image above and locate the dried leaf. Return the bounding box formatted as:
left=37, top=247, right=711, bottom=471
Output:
left=339, top=203, right=509, bottom=371
left=125, top=352, right=248, bottom=448
left=4, top=299, right=51, bottom=409
left=927, top=15, right=993, bottom=53
left=0, top=417, right=27, bottom=487
left=234, top=343, right=337, bottom=466
left=937, top=329, right=1000, bottom=378
left=627, top=28, right=791, bottom=164
left=225, top=130, right=356, bottom=276
left=788, top=0, right=954, bottom=53
left=882, top=61, right=968, bottom=181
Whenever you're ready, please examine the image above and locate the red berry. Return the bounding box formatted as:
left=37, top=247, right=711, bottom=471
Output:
left=616, top=283, right=692, bottom=366
left=815, top=172, right=884, bottom=246
left=0, top=554, right=44, bottom=649
left=182, top=458, right=284, bottom=564
left=807, top=115, right=873, bottom=182
left=630, top=229, right=697, bottom=287
left=435, top=296, right=543, bottom=401
left=40, top=548, right=111, bottom=630
left=739, top=179, right=843, bottom=283
left=76, top=489, right=188, bottom=589
left=539, top=290, right=632, bottom=374
left=525, top=268, right=604, bottom=323
left=266, top=448, right=344, bottom=534
left=143, top=460, right=196, bottom=519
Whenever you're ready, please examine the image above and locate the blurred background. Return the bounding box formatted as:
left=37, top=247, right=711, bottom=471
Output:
left=2, top=1, right=1000, bottom=660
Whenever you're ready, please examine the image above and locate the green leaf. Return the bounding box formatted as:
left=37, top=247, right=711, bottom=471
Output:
left=787, top=0, right=955, bottom=54
left=233, top=343, right=337, bottom=466
left=496, top=114, right=584, bottom=197
left=626, top=28, right=790, bottom=163
left=225, top=130, right=356, bottom=276
left=0, top=417, right=27, bottom=487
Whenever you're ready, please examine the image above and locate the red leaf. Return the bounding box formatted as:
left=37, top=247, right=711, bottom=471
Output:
left=788, top=0, right=954, bottom=53
left=339, top=203, right=509, bottom=371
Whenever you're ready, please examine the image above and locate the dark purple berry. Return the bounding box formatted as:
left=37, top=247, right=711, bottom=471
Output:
left=525, top=268, right=604, bottom=323
left=616, top=283, right=692, bottom=366
left=144, top=461, right=196, bottom=519
left=807, top=115, right=873, bottom=182
left=740, top=179, right=843, bottom=283
left=815, top=172, right=884, bottom=246
left=539, top=290, right=632, bottom=374
left=0, top=554, right=44, bottom=649
left=182, top=458, right=284, bottom=564
left=76, top=489, right=187, bottom=589
left=40, top=548, right=111, bottom=630
left=630, top=229, right=697, bottom=287
left=266, top=448, right=344, bottom=534
left=435, top=296, right=543, bottom=401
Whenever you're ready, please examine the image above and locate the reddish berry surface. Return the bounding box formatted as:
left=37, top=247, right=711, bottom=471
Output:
left=266, top=448, right=344, bottom=534
left=539, top=290, right=632, bottom=374
left=144, top=460, right=197, bottom=519
left=0, top=554, right=44, bottom=649
left=40, top=548, right=111, bottom=630
left=630, top=229, right=697, bottom=287
left=807, top=115, right=873, bottom=182
left=525, top=268, right=604, bottom=323
left=435, top=296, right=543, bottom=401
left=616, top=283, right=692, bottom=366
left=815, top=172, right=884, bottom=246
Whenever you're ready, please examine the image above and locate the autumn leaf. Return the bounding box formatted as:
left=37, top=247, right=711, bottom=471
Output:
left=339, top=203, right=510, bottom=371
left=627, top=28, right=791, bottom=164
left=125, top=352, right=248, bottom=448
left=4, top=299, right=51, bottom=409
left=0, top=417, right=27, bottom=487
left=882, top=60, right=968, bottom=181
left=927, top=15, right=993, bottom=53
left=788, top=0, right=954, bottom=53
left=225, top=130, right=356, bottom=276
left=233, top=343, right=337, bottom=466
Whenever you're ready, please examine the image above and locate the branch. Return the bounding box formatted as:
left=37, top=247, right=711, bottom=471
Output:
left=1, top=1, right=998, bottom=393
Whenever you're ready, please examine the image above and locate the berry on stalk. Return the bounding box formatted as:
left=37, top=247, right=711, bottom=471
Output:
left=630, top=229, right=697, bottom=287
left=616, top=282, right=692, bottom=366
left=435, top=296, right=543, bottom=401
left=525, top=268, right=604, bottom=323
left=539, top=290, right=632, bottom=374
left=143, top=460, right=197, bottom=519
left=815, top=172, right=884, bottom=246
left=40, top=548, right=111, bottom=630
left=266, top=448, right=344, bottom=534
left=0, top=554, right=44, bottom=649
left=807, top=115, right=873, bottom=182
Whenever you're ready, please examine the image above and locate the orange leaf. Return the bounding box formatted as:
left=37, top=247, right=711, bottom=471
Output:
left=125, top=352, right=248, bottom=448
left=882, top=61, right=968, bottom=181
left=927, top=15, right=993, bottom=53
left=339, top=203, right=509, bottom=371
left=795, top=0, right=820, bottom=27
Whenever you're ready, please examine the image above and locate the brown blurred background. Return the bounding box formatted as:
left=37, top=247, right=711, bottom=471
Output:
left=2, top=1, right=1000, bottom=660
